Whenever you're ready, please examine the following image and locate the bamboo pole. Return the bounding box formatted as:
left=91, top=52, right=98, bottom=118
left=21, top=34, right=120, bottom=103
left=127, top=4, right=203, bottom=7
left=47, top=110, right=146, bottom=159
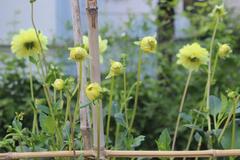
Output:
left=1, top=150, right=240, bottom=159
left=86, top=0, right=105, bottom=157
left=70, top=0, right=92, bottom=150
left=0, top=150, right=95, bottom=159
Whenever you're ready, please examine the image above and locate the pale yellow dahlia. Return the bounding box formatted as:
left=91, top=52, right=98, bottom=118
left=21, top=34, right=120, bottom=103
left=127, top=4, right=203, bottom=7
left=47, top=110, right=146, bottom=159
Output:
left=68, top=47, right=88, bottom=62
left=140, top=36, right=157, bottom=53
left=11, top=28, right=47, bottom=57
left=85, top=83, right=102, bottom=101
left=177, top=43, right=209, bottom=71
left=105, top=60, right=123, bottom=79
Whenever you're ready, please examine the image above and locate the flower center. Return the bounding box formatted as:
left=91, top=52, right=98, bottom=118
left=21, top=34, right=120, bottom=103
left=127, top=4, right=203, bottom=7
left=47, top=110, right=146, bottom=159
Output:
left=189, top=56, right=199, bottom=62
left=24, top=41, right=35, bottom=50
left=148, top=40, right=155, bottom=49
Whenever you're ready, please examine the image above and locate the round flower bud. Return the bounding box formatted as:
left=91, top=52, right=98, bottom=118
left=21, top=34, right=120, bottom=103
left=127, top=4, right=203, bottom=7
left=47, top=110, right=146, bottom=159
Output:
left=227, top=91, right=238, bottom=99
left=86, top=83, right=102, bottom=101
left=106, top=60, right=123, bottom=79
left=52, top=79, right=64, bottom=90
left=69, top=47, right=88, bottom=61
left=218, top=44, right=232, bottom=59
left=140, top=36, right=157, bottom=53
left=211, top=5, right=226, bottom=18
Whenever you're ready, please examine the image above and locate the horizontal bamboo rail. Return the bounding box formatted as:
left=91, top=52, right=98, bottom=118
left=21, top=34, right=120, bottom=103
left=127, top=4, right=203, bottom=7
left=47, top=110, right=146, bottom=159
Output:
left=1, top=149, right=240, bottom=159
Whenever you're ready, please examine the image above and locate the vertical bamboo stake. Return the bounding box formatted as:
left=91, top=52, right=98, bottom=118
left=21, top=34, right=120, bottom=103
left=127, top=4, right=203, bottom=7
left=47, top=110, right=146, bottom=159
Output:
left=70, top=0, right=92, bottom=151
left=86, top=0, right=105, bottom=158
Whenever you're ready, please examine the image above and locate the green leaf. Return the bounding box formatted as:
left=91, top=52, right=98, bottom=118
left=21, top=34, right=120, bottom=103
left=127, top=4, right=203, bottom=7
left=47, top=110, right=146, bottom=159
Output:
left=39, top=114, right=56, bottom=135
left=131, top=135, right=145, bottom=148
left=37, top=105, right=49, bottom=114
left=180, top=112, right=192, bottom=123
left=209, top=95, right=222, bottom=116
left=114, top=112, right=126, bottom=127
left=156, top=128, right=171, bottom=151
left=29, top=56, right=38, bottom=65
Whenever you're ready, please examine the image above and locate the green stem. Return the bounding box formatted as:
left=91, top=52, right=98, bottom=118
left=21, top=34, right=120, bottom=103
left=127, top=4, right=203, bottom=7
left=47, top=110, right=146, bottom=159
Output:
left=96, top=101, right=101, bottom=160
left=31, top=2, right=48, bottom=75
left=29, top=62, right=38, bottom=134
left=172, top=71, right=192, bottom=151
left=60, top=90, right=64, bottom=110
left=106, top=77, right=115, bottom=147
left=54, top=88, right=56, bottom=104
left=218, top=103, right=234, bottom=142
left=206, top=16, right=219, bottom=149
left=231, top=98, right=238, bottom=149
left=211, top=54, right=219, bottom=82
left=114, top=67, right=127, bottom=153
left=129, top=50, right=143, bottom=131
left=123, top=66, right=128, bottom=128
left=65, top=96, right=72, bottom=123
left=71, top=62, right=82, bottom=151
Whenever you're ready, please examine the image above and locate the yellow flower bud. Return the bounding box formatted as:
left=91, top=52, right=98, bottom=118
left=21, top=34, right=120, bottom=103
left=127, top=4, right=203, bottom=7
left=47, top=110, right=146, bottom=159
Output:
left=105, top=60, right=123, bottom=79
left=211, top=5, right=226, bottom=18
left=227, top=91, right=238, bottom=98
left=86, top=83, right=102, bottom=101
left=140, top=36, right=157, bottom=53
left=52, top=79, right=64, bottom=90
left=218, top=44, right=232, bottom=59
left=68, top=47, right=88, bottom=61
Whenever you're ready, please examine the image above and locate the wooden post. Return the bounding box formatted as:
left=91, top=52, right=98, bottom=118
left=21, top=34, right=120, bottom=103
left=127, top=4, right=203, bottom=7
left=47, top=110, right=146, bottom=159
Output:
left=70, top=0, right=92, bottom=151
left=86, top=0, right=105, bottom=158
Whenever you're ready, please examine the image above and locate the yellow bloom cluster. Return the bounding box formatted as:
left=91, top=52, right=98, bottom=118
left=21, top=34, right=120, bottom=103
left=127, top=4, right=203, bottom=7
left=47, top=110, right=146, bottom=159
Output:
left=140, top=36, right=157, bottom=53
left=85, top=83, right=102, bottom=101
left=177, top=43, right=209, bottom=71
left=105, top=60, right=123, bottom=79
left=11, top=28, right=48, bottom=57
left=68, top=47, right=88, bottom=62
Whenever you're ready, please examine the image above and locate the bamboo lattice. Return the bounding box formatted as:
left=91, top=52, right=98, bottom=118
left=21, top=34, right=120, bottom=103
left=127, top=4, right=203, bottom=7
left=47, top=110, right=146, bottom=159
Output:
left=1, top=150, right=240, bottom=159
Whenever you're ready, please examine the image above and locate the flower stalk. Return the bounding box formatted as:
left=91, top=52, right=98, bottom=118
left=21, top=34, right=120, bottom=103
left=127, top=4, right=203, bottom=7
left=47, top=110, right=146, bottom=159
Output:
left=106, top=76, right=115, bottom=147
left=172, top=70, right=192, bottom=150
left=129, top=50, right=143, bottom=131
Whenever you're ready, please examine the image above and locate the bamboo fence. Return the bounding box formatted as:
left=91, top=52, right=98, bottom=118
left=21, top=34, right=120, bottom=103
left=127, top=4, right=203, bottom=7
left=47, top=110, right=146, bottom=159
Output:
left=1, top=150, right=240, bottom=159
left=1, top=0, right=240, bottom=160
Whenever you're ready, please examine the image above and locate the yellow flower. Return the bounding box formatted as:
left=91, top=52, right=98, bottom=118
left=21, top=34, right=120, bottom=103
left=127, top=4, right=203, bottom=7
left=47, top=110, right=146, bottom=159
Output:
left=105, top=60, right=123, bottom=79
left=177, top=43, right=209, bottom=71
left=140, top=36, right=157, bottom=53
left=211, top=4, right=226, bottom=17
left=52, top=79, right=64, bottom=90
left=85, top=83, right=102, bottom=101
left=83, top=35, right=108, bottom=54
left=11, top=28, right=48, bottom=58
left=68, top=47, right=88, bottom=61
left=218, top=44, right=232, bottom=59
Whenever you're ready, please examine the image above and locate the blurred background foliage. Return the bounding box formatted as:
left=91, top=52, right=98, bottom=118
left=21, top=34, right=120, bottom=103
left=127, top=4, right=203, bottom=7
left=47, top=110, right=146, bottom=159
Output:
left=1, top=0, right=240, bottom=151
